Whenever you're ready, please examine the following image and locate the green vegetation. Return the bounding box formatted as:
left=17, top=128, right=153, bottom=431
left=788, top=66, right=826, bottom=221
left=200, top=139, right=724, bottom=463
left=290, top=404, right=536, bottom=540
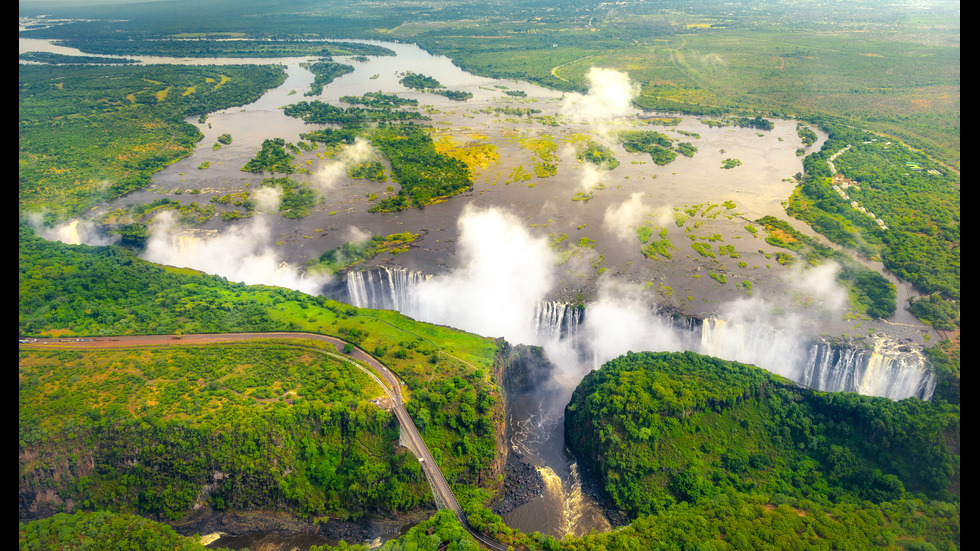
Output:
left=721, top=158, right=742, bottom=169
left=635, top=225, right=653, bottom=244
left=399, top=72, right=443, bottom=90
left=20, top=51, right=139, bottom=65
left=641, top=238, right=675, bottom=260
left=564, top=351, right=959, bottom=546
left=341, top=91, right=419, bottom=109
left=303, top=59, right=356, bottom=96
left=312, top=509, right=477, bottom=551
left=533, top=162, right=558, bottom=178
left=261, top=177, right=318, bottom=218
left=789, top=122, right=959, bottom=304
left=704, top=115, right=774, bottom=131
left=434, top=89, right=473, bottom=101
left=19, top=223, right=503, bottom=522
left=19, top=63, right=286, bottom=217
left=367, top=125, right=474, bottom=211
left=18, top=1, right=960, bottom=546
left=674, top=141, right=697, bottom=157
left=284, top=100, right=427, bottom=126
left=348, top=160, right=387, bottom=181
left=577, top=142, right=619, bottom=169
left=311, top=232, right=419, bottom=273
left=756, top=216, right=897, bottom=319
left=691, top=242, right=714, bottom=258
left=217, top=133, right=232, bottom=145
left=19, top=510, right=224, bottom=551
left=618, top=131, right=678, bottom=165
left=240, top=138, right=296, bottom=173
left=42, top=38, right=395, bottom=59
left=709, top=272, right=727, bottom=284
left=395, top=72, right=472, bottom=101
left=909, top=294, right=959, bottom=332
left=20, top=342, right=430, bottom=520
left=797, top=123, right=817, bottom=147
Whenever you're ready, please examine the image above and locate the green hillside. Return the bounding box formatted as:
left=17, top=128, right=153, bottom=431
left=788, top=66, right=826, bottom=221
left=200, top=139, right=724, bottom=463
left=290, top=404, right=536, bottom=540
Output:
left=19, top=224, right=505, bottom=525
left=561, top=351, right=959, bottom=549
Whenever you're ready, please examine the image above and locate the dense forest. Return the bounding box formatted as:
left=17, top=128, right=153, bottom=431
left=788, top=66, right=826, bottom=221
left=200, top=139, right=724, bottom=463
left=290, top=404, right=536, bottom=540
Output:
left=18, top=223, right=505, bottom=518
left=20, top=343, right=431, bottom=521
left=19, top=63, right=286, bottom=217
left=303, top=60, right=356, bottom=96
left=366, top=125, right=474, bottom=211
left=19, top=510, right=224, bottom=551
left=788, top=120, right=959, bottom=328
left=283, top=100, right=428, bottom=125
left=560, top=351, right=959, bottom=550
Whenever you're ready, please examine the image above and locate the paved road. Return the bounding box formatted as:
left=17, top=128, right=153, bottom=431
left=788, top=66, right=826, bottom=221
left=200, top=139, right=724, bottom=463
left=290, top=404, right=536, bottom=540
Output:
left=21, top=332, right=509, bottom=551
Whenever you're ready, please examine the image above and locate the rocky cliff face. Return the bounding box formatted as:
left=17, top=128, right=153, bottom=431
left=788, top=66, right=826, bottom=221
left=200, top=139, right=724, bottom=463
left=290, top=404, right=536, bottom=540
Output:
left=489, top=341, right=555, bottom=507
left=495, top=341, right=556, bottom=395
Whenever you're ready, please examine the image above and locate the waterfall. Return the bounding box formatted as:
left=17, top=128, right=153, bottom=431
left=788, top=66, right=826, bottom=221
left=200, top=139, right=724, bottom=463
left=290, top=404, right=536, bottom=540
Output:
left=533, top=301, right=584, bottom=343
left=345, top=267, right=429, bottom=311
left=799, top=335, right=936, bottom=400
left=341, top=268, right=935, bottom=402
left=698, top=317, right=934, bottom=401
left=698, top=317, right=808, bottom=382
left=535, top=463, right=611, bottom=538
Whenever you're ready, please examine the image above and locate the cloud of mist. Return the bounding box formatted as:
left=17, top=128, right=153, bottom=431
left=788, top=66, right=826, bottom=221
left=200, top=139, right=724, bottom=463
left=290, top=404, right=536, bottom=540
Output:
left=783, top=261, right=848, bottom=316
left=580, top=277, right=689, bottom=364
left=698, top=296, right=808, bottom=381
left=412, top=204, right=557, bottom=344
left=141, top=211, right=328, bottom=294
left=561, top=67, right=640, bottom=123
left=313, top=160, right=347, bottom=193
left=251, top=185, right=282, bottom=214
left=602, top=194, right=675, bottom=243
left=344, top=225, right=372, bottom=244
left=24, top=212, right=118, bottom=246
left=576, top=163, right=606, bottom=193
left=342, top=137, right=375, bottom=164
left=312, top=137, right=377, bottom=193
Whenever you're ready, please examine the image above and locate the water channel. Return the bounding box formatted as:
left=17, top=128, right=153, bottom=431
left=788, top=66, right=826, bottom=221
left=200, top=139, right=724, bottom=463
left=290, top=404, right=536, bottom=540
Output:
left=21, top=32, right=937, bottom=545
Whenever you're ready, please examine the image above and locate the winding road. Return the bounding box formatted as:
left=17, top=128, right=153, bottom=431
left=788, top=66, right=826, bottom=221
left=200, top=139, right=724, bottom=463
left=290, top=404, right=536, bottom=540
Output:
left=20, top=332, right=510, bottom=551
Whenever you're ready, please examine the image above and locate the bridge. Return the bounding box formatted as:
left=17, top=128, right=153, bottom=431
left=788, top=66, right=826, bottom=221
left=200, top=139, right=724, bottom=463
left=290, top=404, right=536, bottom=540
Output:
left=20, top=332, right=511, bottom=551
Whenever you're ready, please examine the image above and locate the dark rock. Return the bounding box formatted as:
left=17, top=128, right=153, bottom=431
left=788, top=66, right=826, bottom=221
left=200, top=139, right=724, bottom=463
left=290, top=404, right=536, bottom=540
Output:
left=489, top=451, right=545, bottom=515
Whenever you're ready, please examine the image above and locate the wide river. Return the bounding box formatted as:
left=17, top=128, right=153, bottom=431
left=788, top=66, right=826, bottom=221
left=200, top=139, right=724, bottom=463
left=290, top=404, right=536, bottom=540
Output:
left=21, top=33, right=938, bottom=545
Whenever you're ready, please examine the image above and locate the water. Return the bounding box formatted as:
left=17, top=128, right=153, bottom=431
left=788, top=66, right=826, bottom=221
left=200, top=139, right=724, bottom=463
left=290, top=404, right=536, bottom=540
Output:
left=503, top=380, right=612, bottom=538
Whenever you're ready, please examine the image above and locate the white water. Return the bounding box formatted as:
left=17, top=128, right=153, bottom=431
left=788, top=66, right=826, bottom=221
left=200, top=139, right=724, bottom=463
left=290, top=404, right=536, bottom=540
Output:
left=344, top=269, right=936, bottom=401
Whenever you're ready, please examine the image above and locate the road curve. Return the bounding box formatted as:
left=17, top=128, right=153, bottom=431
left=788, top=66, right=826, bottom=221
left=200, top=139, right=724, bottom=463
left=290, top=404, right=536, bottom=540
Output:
left=20, top=332, right=510, bottom=551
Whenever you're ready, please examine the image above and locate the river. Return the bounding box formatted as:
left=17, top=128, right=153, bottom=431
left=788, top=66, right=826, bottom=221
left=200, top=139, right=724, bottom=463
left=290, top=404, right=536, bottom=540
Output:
left=20, top=31, right=938, bottom=544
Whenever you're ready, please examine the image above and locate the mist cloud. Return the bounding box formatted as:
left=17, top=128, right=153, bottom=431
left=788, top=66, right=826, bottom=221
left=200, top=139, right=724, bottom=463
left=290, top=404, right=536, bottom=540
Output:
left=699, top=296, right=808, bottom=381
left=561, top=67, right=640, bottom=123
left=312, top=137, right=378, bottom=193
left=412, top=204, right=557, bottom=344
left=24, top=212, right=118, bottom=247
left=251, top=185, right=282, bottom=214
left=142, top=211, right=328, bottom=294
left=783, top=261, right=848, bottom=316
